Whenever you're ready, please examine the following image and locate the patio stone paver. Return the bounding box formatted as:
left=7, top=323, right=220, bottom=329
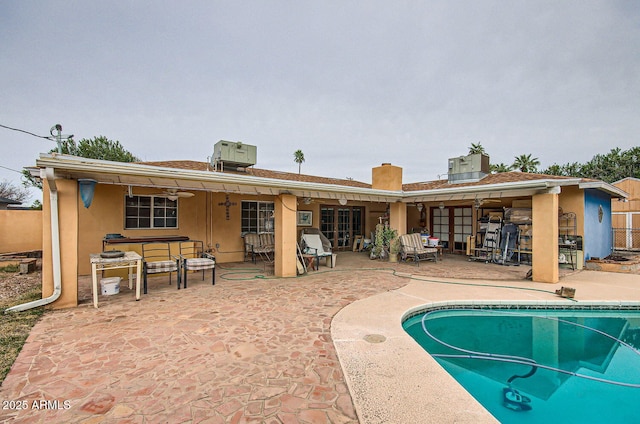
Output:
left=1, top=253, right=412, bottom=423
left=0, top=253, right=593, bottom=423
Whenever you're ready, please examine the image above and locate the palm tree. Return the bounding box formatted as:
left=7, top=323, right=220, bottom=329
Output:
left=490, top=163, right=512, bottom=173
left=468, top=142, right=486, bottom=155
left=293, top=149, right=305, bottom=174
left=512, top=154, right=540, bottom=173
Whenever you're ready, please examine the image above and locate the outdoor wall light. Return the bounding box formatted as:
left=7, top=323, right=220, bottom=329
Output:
left=439, top=202, right=445, bottom=210
left=416, top=203, right=424, bottom=212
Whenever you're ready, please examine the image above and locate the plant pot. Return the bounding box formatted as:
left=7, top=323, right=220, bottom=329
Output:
left=389, top=253, right=398, bottom=263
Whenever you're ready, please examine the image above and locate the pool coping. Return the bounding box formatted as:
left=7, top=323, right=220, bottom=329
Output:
left=331, top=272, right=640, bottom=424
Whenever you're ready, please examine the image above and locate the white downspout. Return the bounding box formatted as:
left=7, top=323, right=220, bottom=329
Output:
left=5, top=168, right=62, bottom=313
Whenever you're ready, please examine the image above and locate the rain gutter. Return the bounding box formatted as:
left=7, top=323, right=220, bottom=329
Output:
left=5, top=168, right=62, bottom=313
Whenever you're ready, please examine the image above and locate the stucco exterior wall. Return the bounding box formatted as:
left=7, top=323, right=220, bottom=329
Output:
left=558, top=186, right=585, bottom=237
left=0, top=209, right=43, bottom=254
left=76, top=186, right=212, bottom=275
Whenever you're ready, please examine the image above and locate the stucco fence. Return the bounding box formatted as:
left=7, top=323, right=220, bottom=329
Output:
left=0, top=209, right=42, bottom=255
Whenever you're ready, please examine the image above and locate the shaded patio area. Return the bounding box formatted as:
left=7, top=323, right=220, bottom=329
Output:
left=0, top=252, right=628, bottom=423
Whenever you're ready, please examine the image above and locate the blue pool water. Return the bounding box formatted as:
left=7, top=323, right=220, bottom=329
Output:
left=403, top=308, right=640, bottom=423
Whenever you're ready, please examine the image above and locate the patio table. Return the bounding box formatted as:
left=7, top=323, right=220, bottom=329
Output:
left=90, top=251, right=142, bottom=308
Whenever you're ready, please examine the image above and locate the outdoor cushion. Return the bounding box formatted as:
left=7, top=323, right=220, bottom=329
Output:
left=145, top=260, right=179, bottom=273
left=183, top=257, right=215, bottom=271
left=400, top=233, right=438, bottom=265
left=179, top=241, right=215, bottom=287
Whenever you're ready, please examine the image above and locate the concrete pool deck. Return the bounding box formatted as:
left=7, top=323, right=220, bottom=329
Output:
left=1, top=252, right=638, bottom=423
left=332, top=269, right=640, bottom=423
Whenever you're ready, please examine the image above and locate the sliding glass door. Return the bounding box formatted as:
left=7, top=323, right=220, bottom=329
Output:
left=431, top=206, right=472, bottom=253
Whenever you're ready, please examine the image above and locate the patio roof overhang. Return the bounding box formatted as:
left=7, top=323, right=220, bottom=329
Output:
left=35, top=154, right=404, bottom=203
left=402, top=178, right=586, bottom=203
left=35, top=153, right=628, bottom=204
left=578, top=181, right=628, bottom=198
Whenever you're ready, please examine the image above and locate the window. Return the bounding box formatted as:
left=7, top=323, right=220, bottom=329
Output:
left=241, top=201, right=275, bottom=234
left=125, top=195, right=178, bottom=229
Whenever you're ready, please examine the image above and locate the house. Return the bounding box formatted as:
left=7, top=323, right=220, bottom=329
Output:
left=0, top=196, right=21, bottom=210
left=26, top=145, right=626, bottom=309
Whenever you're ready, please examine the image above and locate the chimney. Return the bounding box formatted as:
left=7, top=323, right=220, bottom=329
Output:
left=372, top=163, right=403, bottom=191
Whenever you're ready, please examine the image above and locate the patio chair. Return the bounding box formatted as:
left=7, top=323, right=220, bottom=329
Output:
left=301, top=233, right=334, bottom=268
left=244, top=233, right=275, bottom=264
left=179, top=240, right=215, bottom=288
left=141, top=242, right=180, bottom=294
left=399, top=233, right=438, bottom=266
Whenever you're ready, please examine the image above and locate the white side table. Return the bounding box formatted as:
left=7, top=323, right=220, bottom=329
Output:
left=90, top=251, right=142, bottom=308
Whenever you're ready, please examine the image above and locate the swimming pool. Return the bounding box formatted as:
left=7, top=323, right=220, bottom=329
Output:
left=403, top=306, right=640, bottom=423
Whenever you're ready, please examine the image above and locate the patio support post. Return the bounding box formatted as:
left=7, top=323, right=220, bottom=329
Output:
left=389, top=202, right=407, bottom=235
left=532, top=190, right=559, bottom=283
left=275, top=193, right=297, bottom=277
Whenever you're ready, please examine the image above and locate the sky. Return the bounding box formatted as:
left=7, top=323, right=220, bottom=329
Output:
left=1, top=1, right=639, bottom=204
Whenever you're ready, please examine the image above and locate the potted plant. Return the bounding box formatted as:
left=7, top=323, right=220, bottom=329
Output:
left=389, top=236, right=401, bottom=262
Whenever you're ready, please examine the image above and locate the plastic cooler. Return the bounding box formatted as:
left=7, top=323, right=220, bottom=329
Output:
left=100, top=277, right=121, bottom=295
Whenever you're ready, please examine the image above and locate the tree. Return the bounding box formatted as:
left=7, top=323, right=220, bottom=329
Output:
left=579, top=147, right=639, bottom=183
left=468, top=142, right=486, bottom=155
left=55, top=136, right=140, bottom=162
left=490, top=163, right=512, bottom=173
left=23, top=136, right=140, bottom=189
left=512, top=154, right=540, bottom=173
left=541, top=147, right=640, bottom=182
left=0, top=179, right=30, bottom=203
left=293, top=149, right=305, bottom=174
left=542, top=162, right=582, bottom=177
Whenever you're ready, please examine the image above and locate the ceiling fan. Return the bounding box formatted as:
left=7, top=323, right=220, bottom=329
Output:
left=160, top=188, right=195, bottom=201
left=475, top=198, right=501, bottom=208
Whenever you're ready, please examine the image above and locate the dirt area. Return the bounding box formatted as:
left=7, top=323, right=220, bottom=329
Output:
left=0, top=262, right=42, bottom=304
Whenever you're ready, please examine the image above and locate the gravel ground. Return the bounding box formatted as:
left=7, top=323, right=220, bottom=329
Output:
left=0, top=261, right=42, bottom=304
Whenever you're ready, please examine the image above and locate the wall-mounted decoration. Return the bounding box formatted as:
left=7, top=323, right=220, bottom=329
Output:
left=218, top=194, right=237, bottom=220
left=297, top=211, right=313, bottom=227
left=598, top=205, right=604, bottom=223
